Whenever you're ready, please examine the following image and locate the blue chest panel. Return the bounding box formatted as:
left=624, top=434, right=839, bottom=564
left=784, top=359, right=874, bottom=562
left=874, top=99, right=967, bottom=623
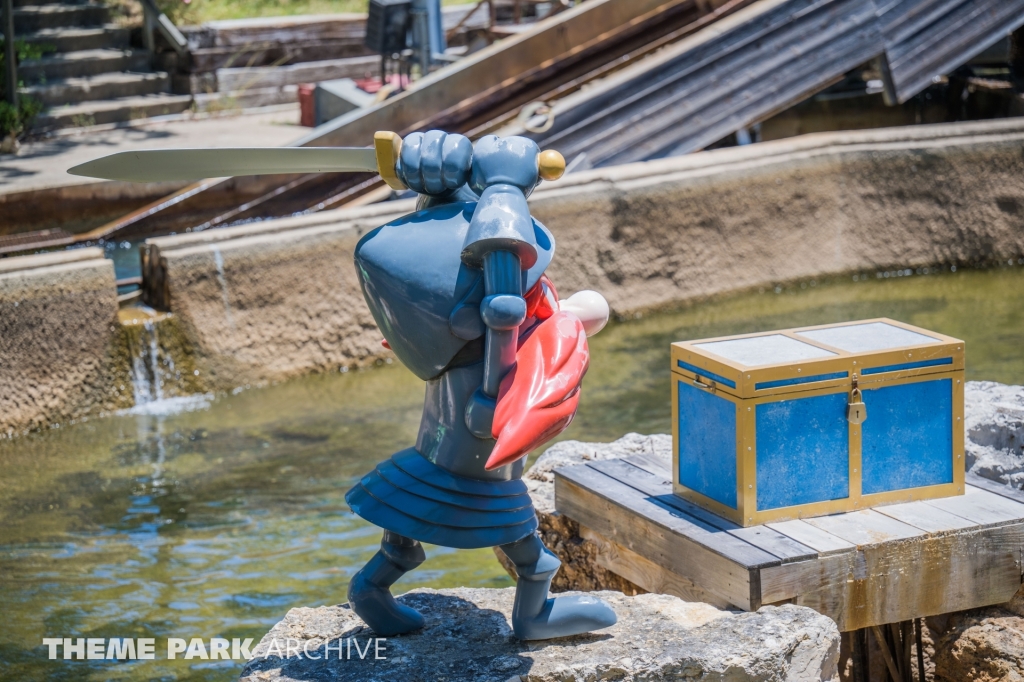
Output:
left=755, top=393, right=850, bottom=510
left=861, top=379, right=953, bottom=494
left=354, top=201, right=554, bottom=380
left=677, top=381, right=737, bottom=509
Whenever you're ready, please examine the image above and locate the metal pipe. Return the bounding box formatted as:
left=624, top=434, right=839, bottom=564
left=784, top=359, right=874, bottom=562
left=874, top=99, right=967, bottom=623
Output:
left=3, top=0, right=17, bottom=108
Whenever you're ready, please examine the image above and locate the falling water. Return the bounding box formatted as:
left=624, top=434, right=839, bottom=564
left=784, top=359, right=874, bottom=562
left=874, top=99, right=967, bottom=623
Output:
left=129, top=319, right=164, bottom=405
left=122, top=309, right=213, bottom=416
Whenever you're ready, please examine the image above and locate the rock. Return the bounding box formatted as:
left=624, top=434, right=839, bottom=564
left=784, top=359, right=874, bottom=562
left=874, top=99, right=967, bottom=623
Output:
left=965, top=382, right=1024, bottom=490
left=524, top=433, right=673, bottom=516
left=933, top=597, right=1024, bottom=682
left=494, top=433, right=671, bottom=594
left=1, top=133, right=19, bottom=155
left=239, top=587, right=840, bottom=682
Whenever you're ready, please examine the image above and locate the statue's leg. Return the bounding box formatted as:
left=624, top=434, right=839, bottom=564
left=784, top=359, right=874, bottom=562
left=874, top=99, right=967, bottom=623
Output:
left=347, top=531, right=426, bottom=636
left=499, top=532, right=616, bottom=640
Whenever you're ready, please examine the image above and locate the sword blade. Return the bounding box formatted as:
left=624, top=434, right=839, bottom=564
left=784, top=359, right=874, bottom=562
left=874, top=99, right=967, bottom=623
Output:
left=68, top=147, right=380, bottom=182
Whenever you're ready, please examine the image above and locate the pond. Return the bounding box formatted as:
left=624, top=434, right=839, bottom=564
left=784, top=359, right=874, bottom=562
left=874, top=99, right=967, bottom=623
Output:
left=1, top=264, right=1022, bottom=681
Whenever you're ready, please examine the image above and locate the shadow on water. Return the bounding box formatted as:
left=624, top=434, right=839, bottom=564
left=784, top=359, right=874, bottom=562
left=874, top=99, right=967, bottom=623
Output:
left=0, top=264, right=1022, bottom=680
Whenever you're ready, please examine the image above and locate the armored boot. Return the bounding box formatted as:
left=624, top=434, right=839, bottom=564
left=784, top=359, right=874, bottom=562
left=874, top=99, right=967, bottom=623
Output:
left=347, top=531, right=426, bottom=636
left=500, top=533, right=617, bottom=640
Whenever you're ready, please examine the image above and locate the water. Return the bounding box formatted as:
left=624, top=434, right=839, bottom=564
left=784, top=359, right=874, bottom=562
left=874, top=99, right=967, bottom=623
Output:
left=128, top=320, right=164, bottom=405
left=1, top=265, right=1022, bottom=681
left=64, top=240, right=144, bottom=283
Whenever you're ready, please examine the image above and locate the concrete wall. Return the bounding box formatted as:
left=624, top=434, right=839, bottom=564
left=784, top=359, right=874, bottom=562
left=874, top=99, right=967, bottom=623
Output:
left=0, top=180, right=190, bottom=235
left=0, top=248, right=130, bottom=436
left=148, top=118, right=1024, bottom=393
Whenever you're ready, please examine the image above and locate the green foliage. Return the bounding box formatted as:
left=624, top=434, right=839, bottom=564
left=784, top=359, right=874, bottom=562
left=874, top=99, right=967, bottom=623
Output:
left=0, top=98, right=44, bottom=138
left=0, top=38, right=55, bottom=77
left=0, top=38, right=52, bottom=138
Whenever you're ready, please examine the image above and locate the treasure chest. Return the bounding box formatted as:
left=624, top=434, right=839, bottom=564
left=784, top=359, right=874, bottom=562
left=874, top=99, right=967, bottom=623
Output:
left=671, top=318, right=965, bottom=526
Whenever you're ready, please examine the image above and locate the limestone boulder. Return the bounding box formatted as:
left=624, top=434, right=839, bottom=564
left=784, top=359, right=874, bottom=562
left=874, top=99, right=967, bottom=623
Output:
left=933, top=599, right=1024, bottom=682
left=965, top=382, right=1024, bottom=489
left=239, top=587, right=840, bottom=682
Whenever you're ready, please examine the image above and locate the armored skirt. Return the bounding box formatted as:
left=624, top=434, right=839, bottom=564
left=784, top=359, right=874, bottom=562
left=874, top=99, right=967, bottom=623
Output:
left=345, top=448, right=538, bottom=549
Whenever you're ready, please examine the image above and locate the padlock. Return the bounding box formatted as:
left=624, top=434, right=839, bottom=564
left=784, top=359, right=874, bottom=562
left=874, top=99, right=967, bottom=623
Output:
left=847, top=387, right=867, bottom=425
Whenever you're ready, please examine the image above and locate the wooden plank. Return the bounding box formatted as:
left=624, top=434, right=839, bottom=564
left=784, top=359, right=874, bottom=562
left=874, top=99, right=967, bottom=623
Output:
left=559, top=464, right=782, bottom=569
left=728, top=525, right=818, bottom=563
left=874, top=500, right=977, bottom=533
left=966, top=471, right=1024, bottom=505
left=588, top=459, right=738, bottom=530
left=923, top=485, right=1024, bottom=529
left=555, top=465, right=768, bottom=609
left=761, top=522, right=1024, bottom=631
left=623, top=452, right=673, bottom=478
left=759, top=554, right=850, bottom=616
left=216, top=56, right=380, bottom=91
left=803, top=509, right=925, bottom=546
left=766, top=519, right=856, bottom=556
left=579, top=525, right=736, bottom=609
left=590, top=459, right=817, bottom=563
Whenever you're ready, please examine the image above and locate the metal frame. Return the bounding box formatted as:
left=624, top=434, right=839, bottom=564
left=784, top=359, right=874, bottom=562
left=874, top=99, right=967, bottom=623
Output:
left=670, top=318, right=965, bottom=526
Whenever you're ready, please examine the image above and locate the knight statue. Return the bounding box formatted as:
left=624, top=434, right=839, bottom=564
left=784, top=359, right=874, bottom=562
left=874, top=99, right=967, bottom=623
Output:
left=345, top=130, right=617, bottom=639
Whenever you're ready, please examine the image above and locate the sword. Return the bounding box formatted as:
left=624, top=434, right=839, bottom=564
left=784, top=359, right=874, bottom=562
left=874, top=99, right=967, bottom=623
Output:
left=67, top=131, right=408, bottom=190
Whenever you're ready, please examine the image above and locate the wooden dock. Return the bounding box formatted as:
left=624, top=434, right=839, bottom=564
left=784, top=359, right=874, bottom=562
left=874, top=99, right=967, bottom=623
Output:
left=555, top=453, right=1024, bottom=632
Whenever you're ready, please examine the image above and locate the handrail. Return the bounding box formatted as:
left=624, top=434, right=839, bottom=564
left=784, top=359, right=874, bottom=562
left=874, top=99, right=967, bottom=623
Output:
left=138, top=0, right=189, bottom=59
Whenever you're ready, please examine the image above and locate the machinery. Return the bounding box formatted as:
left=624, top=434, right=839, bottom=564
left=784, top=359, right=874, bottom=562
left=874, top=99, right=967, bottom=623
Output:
left=365, top=0, right=449, bottom=85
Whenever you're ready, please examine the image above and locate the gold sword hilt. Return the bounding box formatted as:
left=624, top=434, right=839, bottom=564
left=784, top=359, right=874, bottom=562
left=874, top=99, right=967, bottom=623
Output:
left=374, top=131, right=406, bottom=190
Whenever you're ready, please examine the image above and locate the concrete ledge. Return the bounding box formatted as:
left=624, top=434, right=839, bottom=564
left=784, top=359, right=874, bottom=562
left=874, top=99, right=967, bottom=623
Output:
left=0, top=250, right=128, bottom=436
left=0, top=246, right=105, bottom=273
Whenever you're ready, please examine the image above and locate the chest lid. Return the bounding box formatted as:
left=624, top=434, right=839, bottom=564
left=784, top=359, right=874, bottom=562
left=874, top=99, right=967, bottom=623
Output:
left=671, top=318, right=964, bottom=399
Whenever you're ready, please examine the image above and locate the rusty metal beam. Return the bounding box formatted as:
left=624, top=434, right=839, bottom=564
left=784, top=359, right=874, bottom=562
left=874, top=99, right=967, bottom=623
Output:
left=506, top=0, right=1024, bottom=168
left=879, top=0, right=1024, bottom=103
left=511, top=0, right=883, bottom=168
